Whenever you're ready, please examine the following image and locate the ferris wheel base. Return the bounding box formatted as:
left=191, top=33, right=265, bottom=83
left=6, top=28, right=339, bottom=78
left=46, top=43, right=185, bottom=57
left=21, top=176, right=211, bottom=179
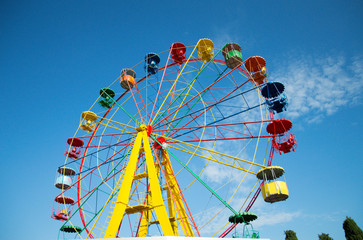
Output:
left=88, top=237, right=271, bottom=240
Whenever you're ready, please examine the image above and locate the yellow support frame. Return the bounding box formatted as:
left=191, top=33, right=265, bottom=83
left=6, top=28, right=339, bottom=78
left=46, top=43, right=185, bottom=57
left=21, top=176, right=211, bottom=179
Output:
left=104, top=125, right=174, bottom=238
left=161, top=150, right=194, bottom=236
left=138, top=144, right=194, bottom=237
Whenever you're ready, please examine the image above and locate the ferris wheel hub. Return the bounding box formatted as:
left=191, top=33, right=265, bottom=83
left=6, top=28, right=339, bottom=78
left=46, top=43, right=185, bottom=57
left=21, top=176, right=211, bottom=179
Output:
left=136, top=125, right=153, bottom=136
left=136, top=124, right=147, bottom=132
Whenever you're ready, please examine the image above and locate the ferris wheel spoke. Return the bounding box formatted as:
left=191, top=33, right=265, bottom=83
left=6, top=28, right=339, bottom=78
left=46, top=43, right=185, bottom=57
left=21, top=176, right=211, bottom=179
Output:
left=140, top=71, right=197, bottom=136
left=152, top=136, right=239, bottom=216
left=81, top=133, right=135, bottom=150
left=153, top=121, right=271, bottom=145
left=72, top=143, right=133, bottom=227
left=145, top=53, right=223, bottom=124
left=76, top=163, right=130, bottom=237
left=56, top=157, right=125, bottom=203
left=149, top=50, right=226, bottom=129
left=62, top=160, right=126, bottom=237
left=163, top=136, right=264, bottom=172
left=150, top=45, right=199, bottom=125
left=165, top=82, right=257, bottom=139
left=159, top=71, right=184, bottom=134
left=152, top=69, right=228, bottom=130
left=73, top=149, right=130, bottom=204
left=85, top=167, right=129, bottom=238
left=148, top=50, right=174, bottom=126
left=128, top=84, right=149, bottom=125
left=64, top=147, right=131, bottom=181
left=62, top=132, right=135, bottom=167
left=102, top=89, right=143, bottom=126
left=163, top=62, right=208, bottom=131
left=153, top=68, right=249, bottom=136
left=171, top=144, right=256, bottom=175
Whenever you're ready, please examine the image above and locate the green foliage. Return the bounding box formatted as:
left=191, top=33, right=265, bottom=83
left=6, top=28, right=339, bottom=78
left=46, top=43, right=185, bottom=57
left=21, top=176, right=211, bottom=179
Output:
left=285, top=230, right=298, bottom=240
left=343, top=216, right=363, bottom=240
left=319, top=233, right=333, bottom=240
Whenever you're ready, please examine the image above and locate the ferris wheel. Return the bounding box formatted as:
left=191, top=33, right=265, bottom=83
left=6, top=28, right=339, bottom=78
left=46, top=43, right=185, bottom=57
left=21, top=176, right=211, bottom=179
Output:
left=51, top=39, right=296, bottom=239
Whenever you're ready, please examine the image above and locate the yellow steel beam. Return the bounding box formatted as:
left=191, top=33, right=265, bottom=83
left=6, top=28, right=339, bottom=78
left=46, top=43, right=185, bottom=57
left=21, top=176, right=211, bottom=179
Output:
left=162, top=150, right=194, bottom=236
left=104, top=131, right=143, bottom=238
left=142, top=131, right=175, bottom=236
left=105, top=125, right=177, bottom=238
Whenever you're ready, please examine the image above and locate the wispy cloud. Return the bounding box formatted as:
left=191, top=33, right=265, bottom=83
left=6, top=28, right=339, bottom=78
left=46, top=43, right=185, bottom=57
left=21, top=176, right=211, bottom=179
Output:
left=249, top=196, right=347, bottom=228
left=255, top=210, right=301, bottom=227
left=270, top=56, right=363, bottom=123
left=247, top=197, right=301, bottom=228
left=211, top=33, right=238, bottom=50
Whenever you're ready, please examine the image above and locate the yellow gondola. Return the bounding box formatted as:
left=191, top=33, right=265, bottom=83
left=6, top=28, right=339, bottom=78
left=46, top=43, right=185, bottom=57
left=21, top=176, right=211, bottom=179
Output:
left=257, top=166, right=289, bottom=203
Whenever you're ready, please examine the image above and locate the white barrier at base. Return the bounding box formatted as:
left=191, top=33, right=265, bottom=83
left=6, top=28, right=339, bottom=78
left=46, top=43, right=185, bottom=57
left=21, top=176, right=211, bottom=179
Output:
left=88, top=237, right=271, bottom=240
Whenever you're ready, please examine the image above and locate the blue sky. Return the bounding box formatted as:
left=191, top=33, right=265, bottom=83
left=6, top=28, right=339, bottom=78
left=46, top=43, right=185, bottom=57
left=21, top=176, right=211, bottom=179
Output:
left=1, top=0, right=362, bottom=240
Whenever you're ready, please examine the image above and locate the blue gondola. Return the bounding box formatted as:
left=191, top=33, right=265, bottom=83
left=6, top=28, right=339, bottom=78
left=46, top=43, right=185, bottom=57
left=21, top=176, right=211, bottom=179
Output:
left=145, top=53, right=161, bottom=75
left=261, top=81, right=288, bottom=113
left=266, top=95, right=288, bottom=113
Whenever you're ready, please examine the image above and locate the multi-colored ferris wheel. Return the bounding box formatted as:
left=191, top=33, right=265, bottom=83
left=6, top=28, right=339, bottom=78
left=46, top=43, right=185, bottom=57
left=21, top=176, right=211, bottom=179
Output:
left=51, top=39, right=296, bottom=239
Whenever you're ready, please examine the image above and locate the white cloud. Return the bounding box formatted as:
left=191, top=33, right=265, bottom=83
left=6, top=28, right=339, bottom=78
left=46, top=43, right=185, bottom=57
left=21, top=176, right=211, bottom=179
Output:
left=211, top=31, right=243, bottom=51
left=203, top=162, right=234, bottom=183
left=254, top=210, right=301, bottom=228
left=270, top=56, right=363, bottom=123
left=248, top=197, right=301, bottom=228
